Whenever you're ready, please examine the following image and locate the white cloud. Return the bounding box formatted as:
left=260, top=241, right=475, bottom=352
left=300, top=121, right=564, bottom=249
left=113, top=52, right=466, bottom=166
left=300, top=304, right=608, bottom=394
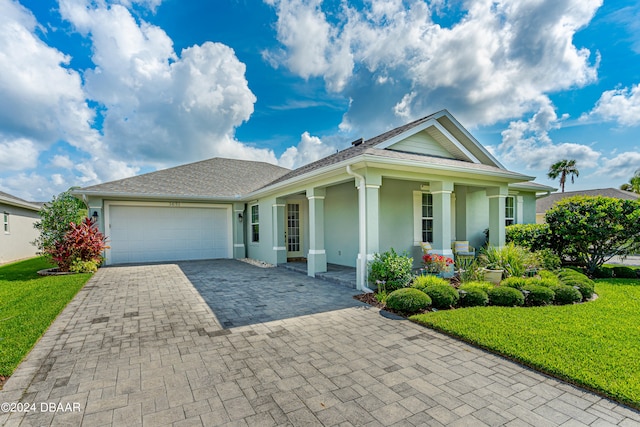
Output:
left=497, top=102, right=600, bottom=170
left=278, top=132, right=336, bottom=169
left=0, top=0, right=100, bottom=152
left=0, top=138, right=39, bottom=170
left=583, top=84, right=640, bottom=126
left=264, top=0, right=602, bottom=134
left=58, top=0, right=272, bottom=166
left=51, top=155, right=75, bottom=169
left=599, top=152, right=640, bottom=179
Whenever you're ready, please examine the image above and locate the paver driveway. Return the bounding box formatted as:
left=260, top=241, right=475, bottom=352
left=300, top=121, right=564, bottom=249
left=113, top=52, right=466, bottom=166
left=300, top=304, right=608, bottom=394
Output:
left=1, top=260, right=639, bottom=426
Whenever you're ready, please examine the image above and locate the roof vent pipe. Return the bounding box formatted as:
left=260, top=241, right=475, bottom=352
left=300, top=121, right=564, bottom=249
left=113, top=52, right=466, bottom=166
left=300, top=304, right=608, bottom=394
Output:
left=350, top=137, right=364, bottom=147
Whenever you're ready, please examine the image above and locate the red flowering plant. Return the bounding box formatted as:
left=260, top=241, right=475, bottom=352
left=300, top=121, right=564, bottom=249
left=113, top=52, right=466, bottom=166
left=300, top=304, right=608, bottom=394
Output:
left=422, top=253, right=454, bottom=274
left=45, top=217, right=108, bottom=273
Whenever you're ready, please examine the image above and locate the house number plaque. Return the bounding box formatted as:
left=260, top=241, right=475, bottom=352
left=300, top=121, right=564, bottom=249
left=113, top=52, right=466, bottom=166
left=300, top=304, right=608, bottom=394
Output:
left=169, top=202, right=181, bottom=207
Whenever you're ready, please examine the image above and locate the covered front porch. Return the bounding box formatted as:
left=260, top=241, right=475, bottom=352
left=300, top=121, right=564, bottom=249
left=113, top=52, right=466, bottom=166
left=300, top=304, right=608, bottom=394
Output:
left=280, top=261, right=357, bottom=289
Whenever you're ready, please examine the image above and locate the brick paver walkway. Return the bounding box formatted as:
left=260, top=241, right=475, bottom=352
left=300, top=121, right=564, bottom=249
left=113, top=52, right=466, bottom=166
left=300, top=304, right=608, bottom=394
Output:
left=1, top=260, right=639, bottom=426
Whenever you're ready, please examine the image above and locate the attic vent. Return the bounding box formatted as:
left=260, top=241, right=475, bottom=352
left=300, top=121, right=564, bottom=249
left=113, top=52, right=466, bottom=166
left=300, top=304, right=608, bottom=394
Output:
left=351, top=137, right=364, bottom=147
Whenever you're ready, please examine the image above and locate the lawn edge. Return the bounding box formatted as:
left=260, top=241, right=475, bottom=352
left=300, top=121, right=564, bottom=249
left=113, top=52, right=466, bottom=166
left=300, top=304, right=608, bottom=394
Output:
left=409, top=316, right=640, bottom=413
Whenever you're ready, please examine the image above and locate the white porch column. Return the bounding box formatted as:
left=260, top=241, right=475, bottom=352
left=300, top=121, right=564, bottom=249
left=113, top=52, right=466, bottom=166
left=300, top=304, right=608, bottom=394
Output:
left=307, top=187, right=327, bottom=276
left=431, top=181, right=454, bottom=257
left=365, top=182, right=381, bottom=260
left=233, top=202, right=245, bottom=259
left=516, top=195, right=524, bottom=224
left=272, top=199, right=287, bottom=264
left=488, top=186, right=508, bottom=247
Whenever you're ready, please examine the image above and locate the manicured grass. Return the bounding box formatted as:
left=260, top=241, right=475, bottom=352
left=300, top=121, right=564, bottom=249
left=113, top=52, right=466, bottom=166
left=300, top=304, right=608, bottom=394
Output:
left=411, top=278, right=640, bottom=409
left=0, top=257, right=91, bottom=377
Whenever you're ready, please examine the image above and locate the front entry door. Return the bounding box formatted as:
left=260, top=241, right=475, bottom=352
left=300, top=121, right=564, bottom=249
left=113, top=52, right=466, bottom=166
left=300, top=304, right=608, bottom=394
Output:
left=286, top=203, right=303, bottom=259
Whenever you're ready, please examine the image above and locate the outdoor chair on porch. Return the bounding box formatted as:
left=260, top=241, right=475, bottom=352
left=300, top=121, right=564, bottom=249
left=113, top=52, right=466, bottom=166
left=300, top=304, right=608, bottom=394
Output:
left=452, top=240, right=475, bottom=260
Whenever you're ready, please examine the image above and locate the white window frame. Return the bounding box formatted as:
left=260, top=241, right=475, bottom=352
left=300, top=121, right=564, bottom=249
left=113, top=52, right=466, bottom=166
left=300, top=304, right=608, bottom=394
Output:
left=505, top=196, right=515, bottom=226
left=413, top=191, right=433, bottom=245
left=250, top=204, right=259, bottom=243
left=3, top=212, right=9, bottom=234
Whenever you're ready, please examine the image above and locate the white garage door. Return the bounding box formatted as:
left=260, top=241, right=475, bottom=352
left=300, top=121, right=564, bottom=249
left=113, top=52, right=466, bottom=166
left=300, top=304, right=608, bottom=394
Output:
left=107, top=204, right=231, bottom=264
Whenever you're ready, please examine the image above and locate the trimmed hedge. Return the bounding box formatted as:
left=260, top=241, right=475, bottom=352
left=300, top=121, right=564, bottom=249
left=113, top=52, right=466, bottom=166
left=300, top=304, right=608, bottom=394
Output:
left=386, top=288, right=432, bottom=314
left=593, top=266, right=614, bottom=278
left=424, top=284, right=459, bottom=309
left=458, top=287, right=489, bottom=307
left=488, top=286, right=525, bottom=307
left=459, top=281, right=495, bottom=293
left=552, top=285, right=582, bottom=305
left=524, top=277, right=558, bottom=288
left=501, top=277, right=528, bottom=290
left=412, top=275, right=449, bottom=292
left=613, top=266, right=638, bottom=279
left=522, top=284, right=554, bottom=306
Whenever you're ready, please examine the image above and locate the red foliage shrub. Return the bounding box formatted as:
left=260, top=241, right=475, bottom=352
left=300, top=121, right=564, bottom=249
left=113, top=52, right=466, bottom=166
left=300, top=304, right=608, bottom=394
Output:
left=45, top=218, right=108, bottom=271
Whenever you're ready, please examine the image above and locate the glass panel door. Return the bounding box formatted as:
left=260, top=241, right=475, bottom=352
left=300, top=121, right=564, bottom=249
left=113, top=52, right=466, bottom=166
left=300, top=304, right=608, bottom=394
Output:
left=286, top=203, right=303, bottom=258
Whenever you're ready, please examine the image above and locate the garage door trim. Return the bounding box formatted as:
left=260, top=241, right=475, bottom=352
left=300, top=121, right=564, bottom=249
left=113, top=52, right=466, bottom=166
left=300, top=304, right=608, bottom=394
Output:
left=104, top=200, right=233, bottom=264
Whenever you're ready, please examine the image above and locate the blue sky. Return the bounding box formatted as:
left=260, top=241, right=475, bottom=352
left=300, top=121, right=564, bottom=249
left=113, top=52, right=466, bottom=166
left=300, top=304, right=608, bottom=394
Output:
left=1, top=0, right=639, bottom=201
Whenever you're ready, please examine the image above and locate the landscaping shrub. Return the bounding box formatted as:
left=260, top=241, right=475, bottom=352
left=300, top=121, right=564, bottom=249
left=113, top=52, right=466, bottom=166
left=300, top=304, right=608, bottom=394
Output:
left=459, top=281, right=495, bottom=293
left=501, top=277, right=527, bottom=290
left=522, top=284, right=554, bottom=306
left=545, top=196, right=640, bottom=274
left=524, top=277, right=558, bottom=288
left=593, top=266, right=614, bottom=279
left=33, top=190, right=87, bottom=256
left=560, top=278, right=595, bottom=300
left=385, top=288, right=432, bottom=314
left=533, top=249, right=561, bottom=271
left=481, top=243, right=531, bottom=278
left=557, top=268, right=587, bottom=281
left=613, top=266, right=638, bottom=279
left=412, top=275, right=449, bottom=292
left=551, top=285, right=582, bottom=305
left=505, top=223, right=550, bottom=250
left=538, top=270, right=562, bottom=285
left=368, top=248, right=413, bottom=292
left=488, top=286, right=525, bottom=307
left=424, top=284, right=459, bottom=309
left=44, top=218, right=108, bottom=272
left=458, top=287, right=489, bottom=307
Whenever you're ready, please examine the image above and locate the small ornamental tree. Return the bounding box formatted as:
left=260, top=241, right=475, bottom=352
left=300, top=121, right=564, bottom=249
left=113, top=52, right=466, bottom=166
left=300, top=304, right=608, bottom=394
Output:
left=545, top=196, right=640, bottom=273
left=33, top=189, right=87, bottom=255
left=45, top=218, right=108, bottom=272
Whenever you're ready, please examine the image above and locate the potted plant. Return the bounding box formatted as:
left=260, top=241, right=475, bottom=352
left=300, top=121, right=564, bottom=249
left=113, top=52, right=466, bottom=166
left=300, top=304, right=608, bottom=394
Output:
left=481, top=263, right=504, bottom=284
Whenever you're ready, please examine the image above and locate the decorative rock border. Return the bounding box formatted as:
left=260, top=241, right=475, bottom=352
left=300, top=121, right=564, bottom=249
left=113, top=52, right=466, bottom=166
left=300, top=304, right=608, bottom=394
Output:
left=37, top=268, right=77, bottom=276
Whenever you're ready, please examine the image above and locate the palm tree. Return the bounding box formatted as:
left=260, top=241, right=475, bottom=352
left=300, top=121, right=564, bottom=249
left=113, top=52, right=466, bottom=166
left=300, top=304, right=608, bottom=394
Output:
left=547, top=159, right=579, bottom=193
left=620, top=169, right=640, bottom=194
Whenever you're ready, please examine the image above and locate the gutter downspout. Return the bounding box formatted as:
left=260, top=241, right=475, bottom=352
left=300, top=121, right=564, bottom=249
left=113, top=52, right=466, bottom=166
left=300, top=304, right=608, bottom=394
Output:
left=346, top=165, right=373, bottom=293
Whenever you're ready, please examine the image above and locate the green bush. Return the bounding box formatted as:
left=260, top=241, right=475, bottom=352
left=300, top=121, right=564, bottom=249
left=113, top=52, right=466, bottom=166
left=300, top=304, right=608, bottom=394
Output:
left=533, top=249, right=561, bottom=271
left=385, top=288, right=432, bottom=314
left=458, top=287, right=489, bottom=307
left=557, top=268, right=588, bottom=281
left=552, top=285, right=582, bottom=305
left=538, top=270, right=562, bottom=284
left=522, top=284, right=554, bottom=306
left=593, top=266, right=614, bottom=278
left=500, top=277, right=528, bottom=290
left=368, top=248, right=413, bottom=292
left=524, top=277, right=558, bottom=288
left=488, top=286, right=525, bottom=307
left=424, top=284, right=459, bottom=309
left=69, top=258, right=99, bottom=273
left=613, top=266, right=638, bottom=279
left=505, top=223, right=550, bottom=250
left=558, top=270, right=595, bottom=300
left=481, top=243, right=531, bottom=278
left=412, top=275, right=449, bottom=292
left=459, top=281, right=495, bottom=293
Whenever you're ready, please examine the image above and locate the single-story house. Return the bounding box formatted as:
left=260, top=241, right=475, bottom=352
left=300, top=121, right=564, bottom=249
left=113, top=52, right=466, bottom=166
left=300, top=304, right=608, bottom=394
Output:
left=536, top=188, right=640, bottom=224
left=0, top=191, right=42, bottom=265
left=75, top=110, right=553, bottom=289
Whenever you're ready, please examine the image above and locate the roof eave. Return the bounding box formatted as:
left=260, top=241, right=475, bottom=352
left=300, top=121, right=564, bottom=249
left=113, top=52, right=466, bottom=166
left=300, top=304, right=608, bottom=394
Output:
left=72, top=189, right=245, bottom=203
left=0, top=195, right=41, bottom=211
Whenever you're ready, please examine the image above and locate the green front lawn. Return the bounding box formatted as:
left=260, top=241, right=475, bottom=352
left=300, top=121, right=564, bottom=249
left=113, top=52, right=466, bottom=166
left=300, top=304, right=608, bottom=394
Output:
left=411, top=278, right=640, bottom=409
left=0, top=257, right=91, bottom=377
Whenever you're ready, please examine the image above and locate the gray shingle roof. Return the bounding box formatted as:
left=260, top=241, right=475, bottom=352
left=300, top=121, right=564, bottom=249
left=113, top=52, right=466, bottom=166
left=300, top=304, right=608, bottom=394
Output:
left=0, top=191, right=42, bottom=210
left=79, top=158, right=290, bottom=199
left=536, top=188, right=640, bottom=213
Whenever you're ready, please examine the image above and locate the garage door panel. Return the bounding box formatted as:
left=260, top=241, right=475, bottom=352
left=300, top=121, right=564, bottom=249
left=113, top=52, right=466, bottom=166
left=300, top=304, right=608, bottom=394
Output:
left=108, top=205, right=230, bottom=264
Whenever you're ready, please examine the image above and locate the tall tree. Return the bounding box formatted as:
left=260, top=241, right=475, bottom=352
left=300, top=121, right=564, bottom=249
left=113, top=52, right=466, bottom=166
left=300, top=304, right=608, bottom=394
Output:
left=620, top=169, right=640, bottom=194
left=547, top=159, right=579, bottom=192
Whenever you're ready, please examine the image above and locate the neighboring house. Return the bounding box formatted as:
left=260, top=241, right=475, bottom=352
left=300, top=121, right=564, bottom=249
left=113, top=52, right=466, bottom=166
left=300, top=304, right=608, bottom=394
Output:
left=0, top=191, right=42, bottom=265
left=75, top=110, right=553, bottom=289
left=536, top=188, right=640, bottom=224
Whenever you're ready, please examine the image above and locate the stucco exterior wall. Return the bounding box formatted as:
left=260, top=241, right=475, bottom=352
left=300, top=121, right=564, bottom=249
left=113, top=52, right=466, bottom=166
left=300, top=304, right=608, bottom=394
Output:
left=521, top=192, right=537, bottom=224
left=324, top=181, right=359, bottom=267
left=0, top=203, right=39, bottom=264
left=379, top=178, right=422, bottom=264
